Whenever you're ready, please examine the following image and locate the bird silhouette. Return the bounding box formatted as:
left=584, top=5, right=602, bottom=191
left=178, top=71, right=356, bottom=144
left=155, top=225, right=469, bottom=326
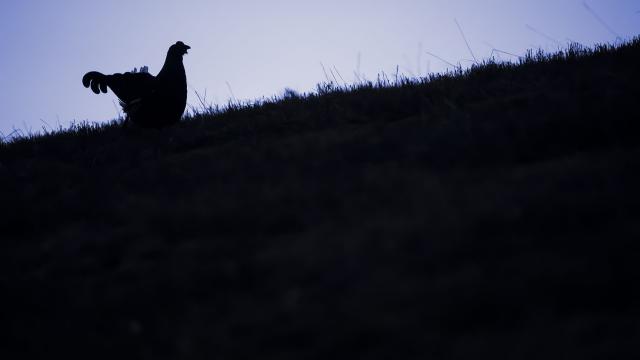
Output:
left=82, top=41, right=190, bottom=127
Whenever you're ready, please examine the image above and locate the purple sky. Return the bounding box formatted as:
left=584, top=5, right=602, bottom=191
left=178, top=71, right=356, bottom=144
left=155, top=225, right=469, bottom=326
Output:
left=1, top=0, right=638, bottom=137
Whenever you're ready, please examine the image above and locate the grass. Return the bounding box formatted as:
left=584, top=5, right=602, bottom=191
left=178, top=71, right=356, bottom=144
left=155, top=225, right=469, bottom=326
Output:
left=1, top=38, right=640, bottom=359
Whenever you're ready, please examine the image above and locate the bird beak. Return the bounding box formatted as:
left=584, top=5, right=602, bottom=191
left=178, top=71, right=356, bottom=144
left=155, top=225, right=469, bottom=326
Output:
left=185, top=45, right=191, bottom=54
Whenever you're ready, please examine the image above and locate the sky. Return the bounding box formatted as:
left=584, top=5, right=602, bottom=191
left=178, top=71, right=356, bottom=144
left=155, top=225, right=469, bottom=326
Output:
left=1, top=0, right=639, bottom=137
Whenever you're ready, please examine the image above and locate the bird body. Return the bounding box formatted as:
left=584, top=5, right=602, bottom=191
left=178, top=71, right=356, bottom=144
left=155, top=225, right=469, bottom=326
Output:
left=82, top=41, right=190, bottom=127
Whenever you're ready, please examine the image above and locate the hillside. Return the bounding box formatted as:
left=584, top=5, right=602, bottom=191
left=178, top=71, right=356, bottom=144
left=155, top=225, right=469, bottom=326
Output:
left=1, top=39, right=640, bottom=359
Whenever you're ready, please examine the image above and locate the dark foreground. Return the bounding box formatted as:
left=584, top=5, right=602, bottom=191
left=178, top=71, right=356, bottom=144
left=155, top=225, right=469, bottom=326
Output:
left=1, top=39, right=640, bottom=359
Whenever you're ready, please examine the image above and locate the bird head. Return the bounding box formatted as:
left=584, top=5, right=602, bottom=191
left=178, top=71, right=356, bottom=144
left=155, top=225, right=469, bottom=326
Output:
left=169, top=41, right=191, bottom=57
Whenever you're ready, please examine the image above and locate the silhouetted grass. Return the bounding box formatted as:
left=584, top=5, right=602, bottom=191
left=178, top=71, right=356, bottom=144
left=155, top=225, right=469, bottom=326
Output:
left=1, top=38, right=639, bottom=359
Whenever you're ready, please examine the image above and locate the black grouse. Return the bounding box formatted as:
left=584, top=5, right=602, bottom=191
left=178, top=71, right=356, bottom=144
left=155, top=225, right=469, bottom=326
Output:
left=82, top=41, right=190, bottom=127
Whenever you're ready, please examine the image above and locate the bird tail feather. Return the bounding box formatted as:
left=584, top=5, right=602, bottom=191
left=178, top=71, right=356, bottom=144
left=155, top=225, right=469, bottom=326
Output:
left=82, top=71, right=109, bottom=94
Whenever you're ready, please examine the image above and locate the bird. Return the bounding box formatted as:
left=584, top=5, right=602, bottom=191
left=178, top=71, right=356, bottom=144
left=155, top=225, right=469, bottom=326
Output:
left=82, top=41, right=190, bottom=127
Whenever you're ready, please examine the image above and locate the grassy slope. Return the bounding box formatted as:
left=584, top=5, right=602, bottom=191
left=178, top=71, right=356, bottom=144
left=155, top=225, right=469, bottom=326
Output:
left=1, top=40, right=640, bottom=359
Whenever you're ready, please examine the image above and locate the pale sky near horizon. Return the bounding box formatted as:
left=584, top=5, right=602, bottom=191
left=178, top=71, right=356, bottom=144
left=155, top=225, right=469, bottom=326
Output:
left=1, top=0, right=639, bottom=137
